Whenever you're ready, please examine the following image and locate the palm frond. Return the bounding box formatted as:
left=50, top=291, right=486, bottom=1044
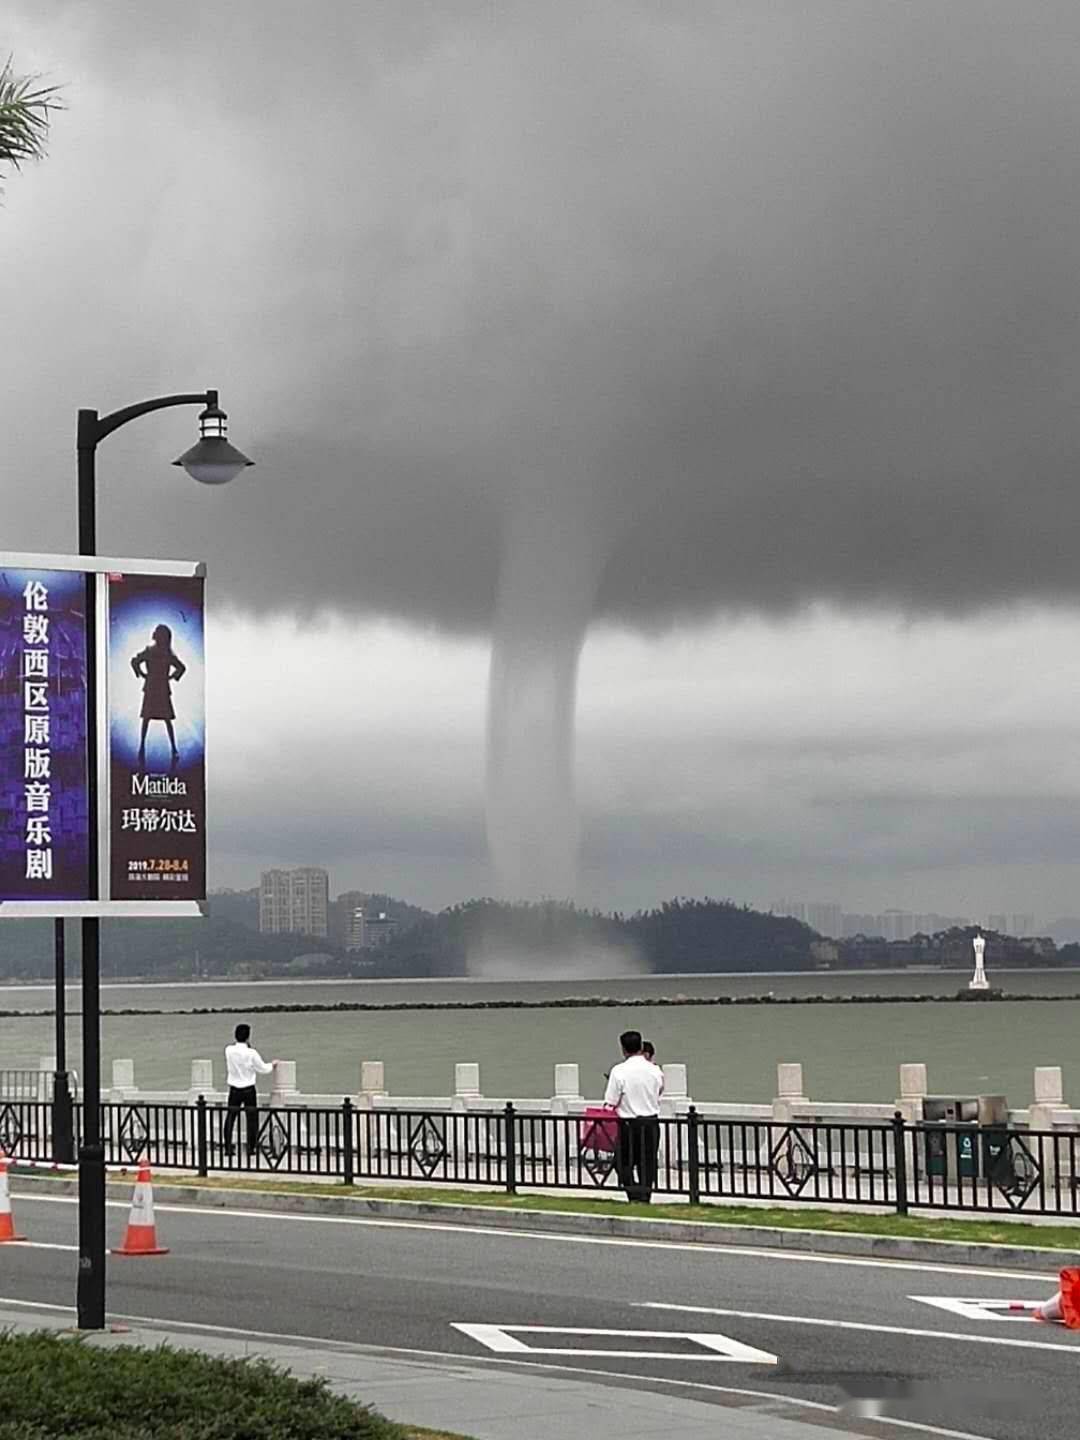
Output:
left=0, top=54, right=64, bottom=178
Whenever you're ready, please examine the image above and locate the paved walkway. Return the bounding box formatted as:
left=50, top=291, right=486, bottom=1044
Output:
left=0, top=1301, right=874, bottom=1439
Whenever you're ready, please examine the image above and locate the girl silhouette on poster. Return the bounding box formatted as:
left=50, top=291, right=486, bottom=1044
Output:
left=131, top=624, right=186, bottom=769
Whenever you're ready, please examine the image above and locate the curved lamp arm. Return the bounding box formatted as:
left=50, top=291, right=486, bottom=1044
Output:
left=77, top=390, right=216, bottom=450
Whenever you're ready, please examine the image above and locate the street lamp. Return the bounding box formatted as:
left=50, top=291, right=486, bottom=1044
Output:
left=173, top=398, right=255, bottom=486
left=74, top=389, right=251, bottom=1331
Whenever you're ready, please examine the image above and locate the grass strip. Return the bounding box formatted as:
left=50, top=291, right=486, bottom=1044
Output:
left=140, top=1173, right=1080, bottom=1252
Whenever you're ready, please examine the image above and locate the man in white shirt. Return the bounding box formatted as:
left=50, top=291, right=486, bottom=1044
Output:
left=223, top=1023, right=277, bottom=1159
left=603, top=1029, right=664, bottom=1203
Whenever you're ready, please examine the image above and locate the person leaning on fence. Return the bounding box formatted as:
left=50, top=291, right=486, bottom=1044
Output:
left=604, top=1029, right=663, bottom=1204
left=223, top=1024, right=278, bottom=1159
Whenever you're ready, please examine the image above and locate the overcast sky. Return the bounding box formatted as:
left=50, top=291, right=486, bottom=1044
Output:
left=5, top=4, right=1080, bottom=922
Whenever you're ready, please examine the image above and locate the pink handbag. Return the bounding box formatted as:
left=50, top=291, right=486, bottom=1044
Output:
left=580, top=1106, right=619, bottom=1154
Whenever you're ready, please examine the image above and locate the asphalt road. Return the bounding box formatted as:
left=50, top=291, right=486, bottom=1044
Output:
left=3, top=1191, right=1078, bottom=1439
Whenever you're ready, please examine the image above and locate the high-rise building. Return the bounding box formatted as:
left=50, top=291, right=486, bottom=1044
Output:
left=346, top=907, right=397, bottom=952
left=773, top=900, right=841, bottom=936
left=805, top=903, right=842, bottom=938
left=259, top=867, right=330, bottom=938
left=879, top=910, right=916, bottom=943
left=332, top=889, right=369, bottom=945
left=841, top=910, right=969, bottom=940
left=259, top=870, right=292, bottom=934
left=1011, top=913, right=1035, bottom=938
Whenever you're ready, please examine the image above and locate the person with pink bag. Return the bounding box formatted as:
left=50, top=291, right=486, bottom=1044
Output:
left=603, top=1029, right=664, bottom=1203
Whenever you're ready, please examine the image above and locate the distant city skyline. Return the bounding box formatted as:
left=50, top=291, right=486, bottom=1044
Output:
left=236, top=871, right=1060, bottom=943
left=772, top=899, right=1050, bottom=941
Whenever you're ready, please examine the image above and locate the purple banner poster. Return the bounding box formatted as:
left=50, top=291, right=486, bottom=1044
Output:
left=0, top=568, right=90, bottom=901
left=108, top=572, right=206, bottom=901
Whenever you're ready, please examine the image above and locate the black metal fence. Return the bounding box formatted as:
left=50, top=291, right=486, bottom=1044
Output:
left=2, top=1095, right=1079, bottom=1218
left=0, top=1069, right=76, bottom=1101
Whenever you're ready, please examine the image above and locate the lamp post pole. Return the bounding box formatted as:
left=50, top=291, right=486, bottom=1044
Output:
left=74, top=390, right=251, bottom=1331
left=51, top=918, right=73, bottom=1163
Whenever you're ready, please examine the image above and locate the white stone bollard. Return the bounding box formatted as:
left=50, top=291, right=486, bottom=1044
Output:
left=659, top=1063, right=688, bottom=1120
left=777, top=1063, right=805, bottom=1099
left=772, top=1062, right=807, bottom=1124
left=360, top=1060, right=386, bottom=1095
left=453, top=1062, right=480, bottom=1115
left=896, top=1063, right=928, bottom=1124
left=554, top=1063, right=581, bottom=1100
left=271, top=1060, right=297, bottom=1106
left=190, top=1059, right=214, bottom=1096
left=1034, top=1067, right=1064, bottom=1106
left=112, top=1058, right=135, bottom=1093
left=899, top=1063, right=928, bottom=1100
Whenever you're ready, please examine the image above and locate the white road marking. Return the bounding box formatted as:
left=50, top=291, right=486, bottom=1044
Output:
left=910, top=1296, right=1046, bottom=1324
left=639, top=1300, right=1080, bottom=1354
left=10, top=1192, right=1059, bottom=1281
left=452, top=1323, right=777, bottom=1364
left=0, top=1241, right=78, bottom=1253
left=0, top=1294, right=993, bottom=1440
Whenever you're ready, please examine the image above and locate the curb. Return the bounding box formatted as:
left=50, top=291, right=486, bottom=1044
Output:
left=12, top=1171, right=1077, bottom=1274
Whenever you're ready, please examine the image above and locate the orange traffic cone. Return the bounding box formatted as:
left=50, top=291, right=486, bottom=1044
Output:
left=1060, top=1268, right=1080, bottom=1329
left=111, top=1159, right=168, bottom=1257
left=1034, top=1270, right=1080, bottom=1326
left=0, top=1153, right=26, bottom=1243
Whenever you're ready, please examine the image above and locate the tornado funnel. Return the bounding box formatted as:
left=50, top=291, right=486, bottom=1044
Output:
left=485, top=493, right=605, bottom=900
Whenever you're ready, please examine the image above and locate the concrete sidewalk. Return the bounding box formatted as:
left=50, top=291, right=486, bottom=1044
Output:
left=0, top=1301, right=881, bottom=1440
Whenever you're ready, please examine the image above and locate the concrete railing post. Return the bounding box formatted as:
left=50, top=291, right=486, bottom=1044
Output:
left=1034, top=1066, right=1065, bottom=1107
left=111, top=1058, right=135, bottom=1099
left=772, top=1062, right=806, bottom=1124
left=1031, top=1066, right=1067, bottom=1185
left=547, top=1063, right=583, bottom=1167
left=659, top=1062, right=688, bottom=1118
left=453, top=1062, right=481, bottom=1117
left=896, top=1063, right=928, bottom=1121
left=271, top=1060, right=297, bottom=1107
left=189, top=1059, right=214, bottom=1099
left=551, top=1063, right=582, bottom=1117
left=894, top=1062, right=927, bottom=1181
left=359, top=1060, right=386, bottom=1107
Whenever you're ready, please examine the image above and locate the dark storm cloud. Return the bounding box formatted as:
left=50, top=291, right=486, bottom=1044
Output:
left=10, top=2, right=1080, bottom=628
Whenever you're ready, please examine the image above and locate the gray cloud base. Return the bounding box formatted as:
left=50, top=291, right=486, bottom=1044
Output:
left=9, top=2, right=1080, bottom=629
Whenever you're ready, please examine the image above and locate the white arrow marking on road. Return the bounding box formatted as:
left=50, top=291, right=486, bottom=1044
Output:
left=452, top=1324, right=777, bottom=1364
left=910, top=1296, right=1046, bottom=1324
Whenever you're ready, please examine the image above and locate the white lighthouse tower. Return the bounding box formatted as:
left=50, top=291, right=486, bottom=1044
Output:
left=969, top=932, right=989, bottom=990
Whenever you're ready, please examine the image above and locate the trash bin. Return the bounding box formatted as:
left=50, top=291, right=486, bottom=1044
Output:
left=923, top=1096, right=980, bottom=1179
left=924, top=1095, right=1009, bottom=1182
left=976, top=1095, right=1013, bottom=1186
